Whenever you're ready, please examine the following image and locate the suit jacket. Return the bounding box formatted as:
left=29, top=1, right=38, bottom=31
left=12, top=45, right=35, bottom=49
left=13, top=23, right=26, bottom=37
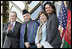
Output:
left=20, top=19, right=39, bottom=48
left=46, top=13, right=62, bottom=48
left=3, top=21, right=21, bottom=48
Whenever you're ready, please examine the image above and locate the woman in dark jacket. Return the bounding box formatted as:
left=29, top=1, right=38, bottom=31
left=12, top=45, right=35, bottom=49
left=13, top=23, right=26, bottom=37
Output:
left=43, top=2, right=62, bottom=48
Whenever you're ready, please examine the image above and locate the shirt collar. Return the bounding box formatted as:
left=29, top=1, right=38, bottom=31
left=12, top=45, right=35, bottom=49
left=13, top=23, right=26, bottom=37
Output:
left=42, top=21, right=47, bottom=28
left=11, top=21, right=16, bottom=26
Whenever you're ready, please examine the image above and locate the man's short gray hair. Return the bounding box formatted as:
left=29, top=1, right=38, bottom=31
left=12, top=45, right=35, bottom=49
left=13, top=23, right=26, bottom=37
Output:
left=9, top=11, right=17, bottom=17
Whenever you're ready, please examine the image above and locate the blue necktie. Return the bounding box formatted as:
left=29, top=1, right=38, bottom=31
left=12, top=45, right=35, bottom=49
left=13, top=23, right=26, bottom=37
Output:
left=12, top=24, right=13, bottom=32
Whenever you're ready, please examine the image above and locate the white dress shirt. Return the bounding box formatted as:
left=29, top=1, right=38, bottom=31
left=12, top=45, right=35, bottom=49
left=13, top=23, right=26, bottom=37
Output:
left=11, top=21, right=16, bottom=28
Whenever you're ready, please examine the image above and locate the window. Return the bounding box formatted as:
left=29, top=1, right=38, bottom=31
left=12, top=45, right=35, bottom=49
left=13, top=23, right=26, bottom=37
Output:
left=9, top=1, right=25, bottom=23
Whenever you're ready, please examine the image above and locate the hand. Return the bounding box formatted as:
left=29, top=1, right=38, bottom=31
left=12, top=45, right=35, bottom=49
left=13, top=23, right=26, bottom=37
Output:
left=25, top=42, right=30, bottom=48
left=8, top=24, right=13, bottom=31
left=37, top=43, right=42, bottom=48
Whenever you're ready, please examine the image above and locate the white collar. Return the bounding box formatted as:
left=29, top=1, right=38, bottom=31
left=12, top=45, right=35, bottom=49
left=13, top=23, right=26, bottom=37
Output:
left=42, top=21, right=47, bottom=28
left=11, top=21, right=16, bottom=26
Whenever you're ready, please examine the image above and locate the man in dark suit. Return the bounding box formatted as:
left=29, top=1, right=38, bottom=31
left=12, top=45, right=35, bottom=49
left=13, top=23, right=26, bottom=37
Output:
left=3, top=11, right=21, bottom=48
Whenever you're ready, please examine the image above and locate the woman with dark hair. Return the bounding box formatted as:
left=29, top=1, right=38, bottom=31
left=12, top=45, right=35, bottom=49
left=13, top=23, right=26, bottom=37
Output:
left=44, top=2, right=56, bottom=15
left=43, top=2, right=62, bottom=48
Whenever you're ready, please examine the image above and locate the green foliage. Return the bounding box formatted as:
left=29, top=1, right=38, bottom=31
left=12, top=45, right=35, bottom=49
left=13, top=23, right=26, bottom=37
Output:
left=3, top=1, right=9, bottom=23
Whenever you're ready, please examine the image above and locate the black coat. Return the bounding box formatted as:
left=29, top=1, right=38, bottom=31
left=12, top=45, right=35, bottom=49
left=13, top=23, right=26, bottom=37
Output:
left=46, top=13, right=62, bottom=48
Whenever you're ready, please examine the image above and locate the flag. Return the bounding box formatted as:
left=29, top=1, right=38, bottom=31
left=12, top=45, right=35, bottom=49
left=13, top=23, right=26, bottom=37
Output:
left=58, top=1, right=71, bottom=48
left=58, top=1, right=67, bottom=48
left=63, top=9, right=71, bottom=48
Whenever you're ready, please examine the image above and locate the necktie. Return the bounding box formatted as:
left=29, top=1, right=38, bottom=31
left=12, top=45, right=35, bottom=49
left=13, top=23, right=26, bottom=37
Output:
left=11, top=23, right=13, bottom=32
left=24, top=22, right=28, bottom=42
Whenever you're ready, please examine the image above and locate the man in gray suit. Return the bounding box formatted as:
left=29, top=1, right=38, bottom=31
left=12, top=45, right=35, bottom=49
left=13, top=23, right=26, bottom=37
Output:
left=3, top=11, right=21, bottom=48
